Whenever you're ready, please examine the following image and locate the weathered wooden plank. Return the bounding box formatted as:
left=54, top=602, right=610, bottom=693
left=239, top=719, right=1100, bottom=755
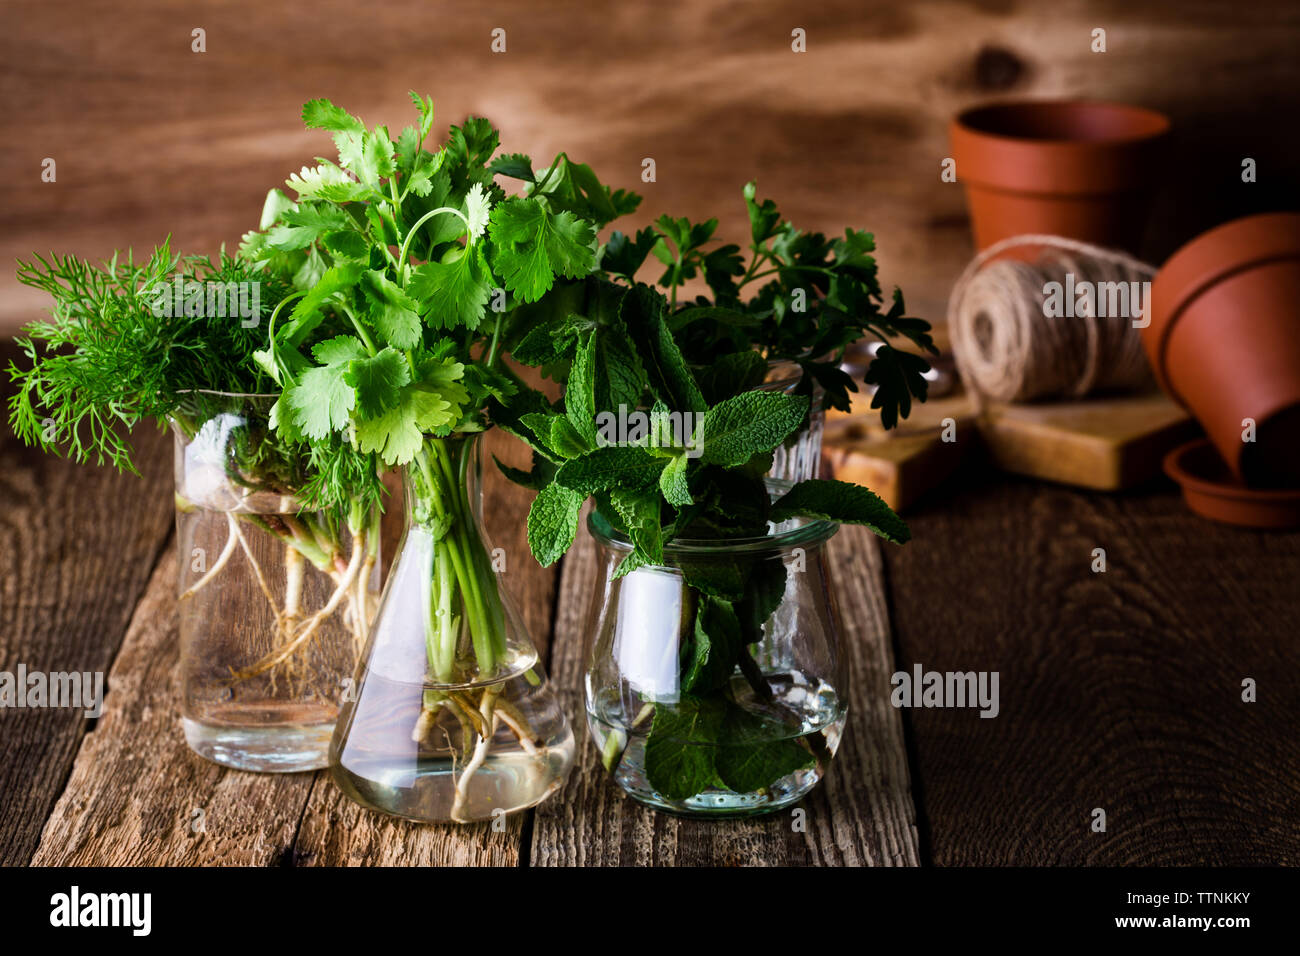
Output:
left=531, top=520, right=920, bottom=866
left=4, top=1, right=1298, bottom=335
left=0, top=354, right=174, bottom=864
left=31, top=549, right=317, bottom=866
left=883, top=476, right=1300, bottom=865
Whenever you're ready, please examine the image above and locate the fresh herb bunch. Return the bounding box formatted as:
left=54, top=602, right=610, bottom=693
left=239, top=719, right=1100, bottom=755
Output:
left=242, top=93, right=642, bottom=518
left=601, top=182, right=937, bottom=427
left=497, top=274, right=910, bottom=800
left=8, top=244, right=294, bottom=475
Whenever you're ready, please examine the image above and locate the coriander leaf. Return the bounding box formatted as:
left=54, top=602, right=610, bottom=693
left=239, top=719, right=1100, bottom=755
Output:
left=463, top=183, right=492, bottom=242
left=280, top=262, right=363, bottom=346
left=408, top=246, right=492, bottom=330
left=286, top=163, right=361, bottom=201
left=699, top=391, right=808, bottom=467
left=344, top=347, right=409, bottom=417
left=527, top=482, right=584, bottom=567
left=602, top=227, right=658, bottom=282
left=408, top=90, right=435, bottom=141
left=487, top=152, right=536, bottom=182
left=359, top=269, right=422, bottom=349
left=302, top=98, right=365, bottom=134
left=488, top=198, right=596, bottom=303
left=285, top=362, right=353, bottom=439
left=769, top=479, right=910, bottom=544
left=354, top=384, right=456, bottom=465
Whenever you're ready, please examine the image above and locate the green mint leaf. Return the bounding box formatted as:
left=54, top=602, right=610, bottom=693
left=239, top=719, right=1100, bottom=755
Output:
left=522, top=412, right=589, bottom=460
left=698, top=391, right=808, bottom=467
left=359, top=269, right=421, bottom=349
left=694, top=349, right=769, bottom=405
left=609, top=486, right=663, bottom=567
left=713, top=705, right=814, bottom=794
left=565, top=331, right=598, bottom=443
left=344, top=347, right=409, bottom=418
left=620, top=283, right=706, bottom=413
left=408, top=246, right=492, bottom=330
left=556, top=446, right=665, bottom=496
left=659, top=452, right=692, bottom=506
left=682, top=596, right=742, bottom=694
left=644, top=698, right=725, bottom=801
left=526, top=482, right=585, bottom=567
left=769, top=479, right=910, bottom=544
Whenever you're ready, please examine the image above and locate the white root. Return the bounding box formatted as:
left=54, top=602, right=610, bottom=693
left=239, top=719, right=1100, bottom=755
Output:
left=231, top=530, right=366, bottom=679
left=231, top=517, right=281, bottom=619
left=179, top=513, right=240, bottom=601
left=452, top=687, right=501, bottom=823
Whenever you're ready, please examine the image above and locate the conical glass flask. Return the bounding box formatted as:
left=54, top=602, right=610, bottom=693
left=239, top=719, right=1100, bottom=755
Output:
left=329, top=433, right=574, bottom=823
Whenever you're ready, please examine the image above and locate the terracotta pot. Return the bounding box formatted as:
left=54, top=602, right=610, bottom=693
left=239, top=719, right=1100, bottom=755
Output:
left=1164, top=438, right=1300, bottom=529
left=951, top=100, right=1170, bottom=254
left=1145, top=212, right=1300, bottom=487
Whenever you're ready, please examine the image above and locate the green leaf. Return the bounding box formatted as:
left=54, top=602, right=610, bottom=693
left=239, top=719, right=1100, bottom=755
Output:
left=659, top=452, right=692, bottom=506
left=408, top=246, right=492, bottom=330
left=488, top=152, right=536, bottom=182
left=265, top=203, right=352, bottom=251
left=742, top=180, right=781, bottom=243
left=354, top=384, right=456, bottom=465
left=609, top=486, right=663, bottom=567
left=769, top=479, right=910, bottom=544
left=695, top=350, right=768, bottom=405
left=302, top=98, right=366, bottom=134
left=714, top=707, right=814, bottom=794
left=488, top=198, right=596, bottom=302
left=280, top=263, right=363, bottom=346
left=344, top=347, right=409, bottom=418
left=699, top=391, right=808, bottom=467
left=555, top=446, right=665, bottom=496
left=620, top=284, right=706, bottom=413
left=285, top=362, right=353, bottom=440
left=644, top=698, right=725, bottom=801
left=359, top=269, right=421, bottom=349
left=527, top=482, right=585, bottom=567
left=682, top=597, right=741, bottom=694
left=565, top=331, right=597, bottom=444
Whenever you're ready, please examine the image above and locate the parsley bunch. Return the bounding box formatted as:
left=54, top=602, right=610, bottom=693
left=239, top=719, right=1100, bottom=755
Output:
left=601, top=182, right=938, bottom=427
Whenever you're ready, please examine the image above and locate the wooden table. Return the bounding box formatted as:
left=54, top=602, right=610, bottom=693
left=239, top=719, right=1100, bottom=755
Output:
left=3, top=389, right=1298, bottom=866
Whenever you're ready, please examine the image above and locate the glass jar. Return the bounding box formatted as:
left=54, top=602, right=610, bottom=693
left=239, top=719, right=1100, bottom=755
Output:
left=172, top=392, right=381, bottom=772
left=329, top=433, right=573, bottom=823
left=759, top=359, right=825, bottom=481
left=583, top=505, right=847, bottom=816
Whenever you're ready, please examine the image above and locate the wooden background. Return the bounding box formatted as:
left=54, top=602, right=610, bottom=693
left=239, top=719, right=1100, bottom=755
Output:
left=1, top=0, right=1298, bottom=334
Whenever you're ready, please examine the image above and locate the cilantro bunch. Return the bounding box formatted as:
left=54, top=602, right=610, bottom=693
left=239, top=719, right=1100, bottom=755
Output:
left=601, top=182, right=937, bottom=427
left=240, top=94, right=642, bottom=517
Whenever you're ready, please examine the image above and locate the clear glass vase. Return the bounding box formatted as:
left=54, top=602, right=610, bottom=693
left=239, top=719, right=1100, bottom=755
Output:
left=329, top=433, right=574, bottom=823
left=172, top=392, right=381, bottom=772
left=583, top=502, right=848, bottom=816
left=759, top=359, right=825, bottom=481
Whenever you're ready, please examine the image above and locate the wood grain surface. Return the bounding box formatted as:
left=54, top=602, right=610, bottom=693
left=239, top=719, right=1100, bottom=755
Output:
left=3, top=0, right=1298, bottom=335
left=883, top=474, right=1300, bottom=865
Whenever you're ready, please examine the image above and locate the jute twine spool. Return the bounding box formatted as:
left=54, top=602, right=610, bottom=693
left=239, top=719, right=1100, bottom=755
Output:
left=948, top=235, right=1157, bottom=407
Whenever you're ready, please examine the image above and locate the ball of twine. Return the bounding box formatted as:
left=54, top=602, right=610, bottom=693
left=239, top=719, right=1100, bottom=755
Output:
left=948, top=234, right=1157, bottom=406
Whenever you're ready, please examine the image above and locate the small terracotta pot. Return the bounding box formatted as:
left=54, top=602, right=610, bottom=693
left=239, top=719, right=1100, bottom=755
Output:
left=1145, top=213, right=1300, bottom=487
left=1164, top=439, right=1300, bottom=529
left=951, top=100, right=1170, bottom=253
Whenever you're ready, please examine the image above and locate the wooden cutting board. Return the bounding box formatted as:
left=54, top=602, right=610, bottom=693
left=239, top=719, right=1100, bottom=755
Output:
left=824, top=389, right=1198, bottom=509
